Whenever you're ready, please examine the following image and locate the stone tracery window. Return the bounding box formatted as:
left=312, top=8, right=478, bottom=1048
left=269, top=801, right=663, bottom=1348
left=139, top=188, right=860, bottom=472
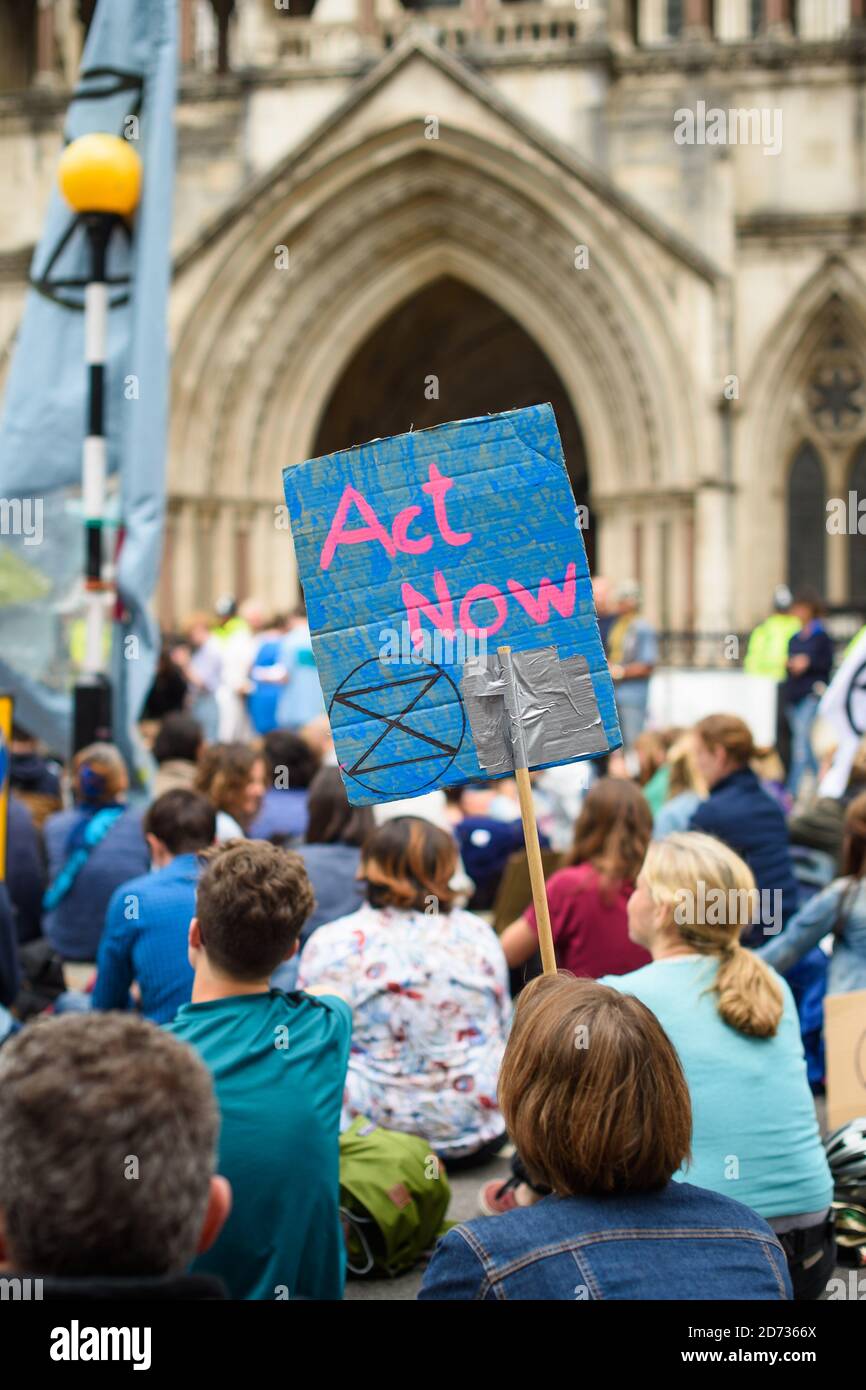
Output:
left=787, top=442, right=826, bottom=596
left=807, top=336, right=865, bottom=435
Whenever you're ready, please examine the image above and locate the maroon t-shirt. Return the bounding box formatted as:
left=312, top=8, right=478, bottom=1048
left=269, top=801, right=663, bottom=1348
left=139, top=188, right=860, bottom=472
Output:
left=524, top=863, right=651, bottom=978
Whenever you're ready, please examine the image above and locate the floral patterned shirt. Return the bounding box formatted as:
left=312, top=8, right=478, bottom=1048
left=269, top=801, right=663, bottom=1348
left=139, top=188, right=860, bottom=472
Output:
left=297, top=903, right=511, bottom=1158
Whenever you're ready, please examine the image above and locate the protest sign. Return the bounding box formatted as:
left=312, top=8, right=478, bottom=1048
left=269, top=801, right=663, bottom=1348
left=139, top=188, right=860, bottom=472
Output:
left=282, top=405, right=620, bottom=972
left=825, top=988, right=866, bottom=1131
left=282, top=404, right=619, bottom=804
left=818, top=628, right=866, bottom=798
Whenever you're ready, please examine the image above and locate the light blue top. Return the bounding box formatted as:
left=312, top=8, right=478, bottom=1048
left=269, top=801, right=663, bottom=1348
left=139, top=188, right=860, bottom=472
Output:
left=758, top=876, right=866, bottom=996
left=275, top=624, right=325, bottom=729
left=653, top=790, right=703, bottom=839
left=600, top=955, right=832, bottom=1220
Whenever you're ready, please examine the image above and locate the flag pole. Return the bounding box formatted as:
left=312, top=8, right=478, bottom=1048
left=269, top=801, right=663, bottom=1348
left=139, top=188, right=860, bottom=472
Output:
left=57, top=134, right=142, bottom=752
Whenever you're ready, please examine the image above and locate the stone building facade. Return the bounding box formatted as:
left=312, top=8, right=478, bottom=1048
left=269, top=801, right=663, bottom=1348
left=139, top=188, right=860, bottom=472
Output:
left=1, top=0, right=865, bottom=636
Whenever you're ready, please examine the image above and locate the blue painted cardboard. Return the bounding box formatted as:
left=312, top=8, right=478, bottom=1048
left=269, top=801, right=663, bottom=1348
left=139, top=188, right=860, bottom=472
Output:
left=282, top=403, right=620, bottom=806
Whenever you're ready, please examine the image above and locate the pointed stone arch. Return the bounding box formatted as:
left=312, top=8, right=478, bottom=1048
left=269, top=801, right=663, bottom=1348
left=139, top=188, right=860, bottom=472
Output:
left=737, top=255, right=866, bottom=611
left=167, top=101, right=715, bottom=617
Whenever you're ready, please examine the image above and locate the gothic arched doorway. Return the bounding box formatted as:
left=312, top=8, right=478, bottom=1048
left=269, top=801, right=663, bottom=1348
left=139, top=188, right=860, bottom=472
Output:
left=312, top=276, right=593, bottom=567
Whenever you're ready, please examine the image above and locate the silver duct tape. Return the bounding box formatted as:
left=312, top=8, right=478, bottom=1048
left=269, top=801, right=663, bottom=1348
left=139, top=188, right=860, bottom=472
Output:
left=461, top=645, right=609, bottom=774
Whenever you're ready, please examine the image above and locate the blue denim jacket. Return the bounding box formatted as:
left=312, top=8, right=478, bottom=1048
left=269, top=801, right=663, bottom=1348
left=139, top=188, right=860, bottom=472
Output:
left=418, top=1182, right=792, bottom=1300
left=758, top=876, right=866, bottom=995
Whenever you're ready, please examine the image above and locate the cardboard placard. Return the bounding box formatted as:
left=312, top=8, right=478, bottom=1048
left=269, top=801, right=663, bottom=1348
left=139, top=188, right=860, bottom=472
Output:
left=282, top=404, right=619, bottom=805
left=825, top=988, right=866, bottom=1131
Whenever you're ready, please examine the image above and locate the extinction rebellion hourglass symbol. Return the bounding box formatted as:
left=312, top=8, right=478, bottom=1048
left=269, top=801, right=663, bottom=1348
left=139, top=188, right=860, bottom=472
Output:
left=329, top=657, right=466, bottom=799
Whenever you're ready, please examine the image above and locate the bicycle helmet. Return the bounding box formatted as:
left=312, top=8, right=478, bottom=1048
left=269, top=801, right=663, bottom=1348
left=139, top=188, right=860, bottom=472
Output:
left=825, top=1117, right=866, bottom=1187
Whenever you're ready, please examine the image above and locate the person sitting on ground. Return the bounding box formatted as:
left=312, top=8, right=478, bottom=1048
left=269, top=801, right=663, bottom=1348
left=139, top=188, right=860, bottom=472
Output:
left=43, top=744, right=150, bottom=962
left=601, top=831, right=834, bottom=1300
left=248, top=729, right=320, bottom=845
left=90, top=790, right=216, bottom=1024
left=167, top=840, right=351, bottom=1300
left=0, top=1012, right=231, bottom=1300
left=652, top=733, right=707, bottom=838
left=759, top=791, right=866, bottom=995
left=445, top=781, right=547, bottom=912
left=636, top=728, right=682, bottom=815
left=499, top=778, right=652, bottom=983
left=419, top=973, right=792, bottom=1301
left=8, top=724, right=61, bottom=828
left=298, top=816, right=511, bottom=1167
left=194, top=741, right=266, bottom=841
left=689, top=714, right=801, bottom=944
left=271, top=766, right=374, bottom=992
left=788, top=735, right=866, bottom=872
left=152, top=712, right=205, bottom=800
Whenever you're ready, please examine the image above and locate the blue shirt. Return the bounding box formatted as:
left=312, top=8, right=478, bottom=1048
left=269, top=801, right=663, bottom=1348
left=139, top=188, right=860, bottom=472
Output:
left=249, top=788, right=308, bottom=844
left=167, top=989, right=352, bottom=1301
left=758, top=875, right=866, bottom=996
left=600, top=956, right=833, bottom=1220
left=91, top=854, right=200, bottom=1025
left=419, top=1181, right=791, bottom=1301
left=43, top=808, right=150, bottom=961
left=247, top=636, right=283, bottom=735
left=689, top=765, right=801, bottom=938
left=275, top=625, right=325, bottom=729
left=613, top=617, right=658, bottom=712
left=783, top=622, right=834, bottom=704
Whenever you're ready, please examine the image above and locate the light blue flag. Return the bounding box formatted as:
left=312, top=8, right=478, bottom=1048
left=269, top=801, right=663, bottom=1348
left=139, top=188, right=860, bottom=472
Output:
left=0, top=0, right=177, bottom=773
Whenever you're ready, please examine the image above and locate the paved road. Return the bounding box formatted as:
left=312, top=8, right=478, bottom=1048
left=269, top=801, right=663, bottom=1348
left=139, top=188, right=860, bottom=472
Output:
left=344, top=1104, right=853, bottom=1300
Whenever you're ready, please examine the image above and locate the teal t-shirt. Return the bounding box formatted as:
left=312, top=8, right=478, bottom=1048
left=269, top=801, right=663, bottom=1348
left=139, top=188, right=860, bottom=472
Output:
left=167, top=988, right=351, bottom=1300
left=599, top=956, right=833, bottom=1220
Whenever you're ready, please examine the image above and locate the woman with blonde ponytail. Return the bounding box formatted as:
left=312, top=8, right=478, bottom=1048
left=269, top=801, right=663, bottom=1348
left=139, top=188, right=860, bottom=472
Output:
left=600, top=832, right=835, bottom=1300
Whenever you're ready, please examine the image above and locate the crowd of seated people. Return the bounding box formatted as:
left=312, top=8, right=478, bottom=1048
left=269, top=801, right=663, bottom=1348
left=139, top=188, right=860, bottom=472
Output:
left=1, top=612, right=865, bottom=1300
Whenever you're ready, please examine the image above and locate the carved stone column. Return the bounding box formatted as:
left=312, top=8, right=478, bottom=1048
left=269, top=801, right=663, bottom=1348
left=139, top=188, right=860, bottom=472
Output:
left=683, top=0, right=712, bottom=39
left=35, top=0, right=58, bottom=87
left=764, top=0, right=792, bottom=37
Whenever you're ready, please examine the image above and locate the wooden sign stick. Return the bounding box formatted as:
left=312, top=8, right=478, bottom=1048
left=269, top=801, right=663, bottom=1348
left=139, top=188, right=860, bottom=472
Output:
left=497, top=646, right=557, bottom=976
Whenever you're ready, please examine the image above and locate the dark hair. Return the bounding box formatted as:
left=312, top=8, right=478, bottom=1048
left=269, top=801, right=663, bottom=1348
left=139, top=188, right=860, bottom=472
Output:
left=195, top=743, right=264, bottom=829
left=143, top=790, right=216, bottom=856
left=153, top=712, right=204, bottom=765
left=567, top=777, right=652, bottom=890
left=195, top=840, right=314, bottom=980
left=305, top=767, right=375, bottom=848
left=793, top=587, right=826, bottom=619
left=263, top=730, right=320, bottom=791
left=0, top=1013, right=218, bottom=1278
left=361, top=817, right=457, bottom=913
left=499, top=975, right=692, bottom=1197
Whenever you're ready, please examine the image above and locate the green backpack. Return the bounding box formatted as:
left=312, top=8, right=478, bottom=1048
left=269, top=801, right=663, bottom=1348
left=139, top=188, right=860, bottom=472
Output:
left=339, top=1116, right=453, bottom=1278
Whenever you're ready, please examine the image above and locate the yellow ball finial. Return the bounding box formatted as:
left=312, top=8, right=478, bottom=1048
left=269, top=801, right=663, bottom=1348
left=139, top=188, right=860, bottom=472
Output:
left=57, top=133, right=142, bottom=217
